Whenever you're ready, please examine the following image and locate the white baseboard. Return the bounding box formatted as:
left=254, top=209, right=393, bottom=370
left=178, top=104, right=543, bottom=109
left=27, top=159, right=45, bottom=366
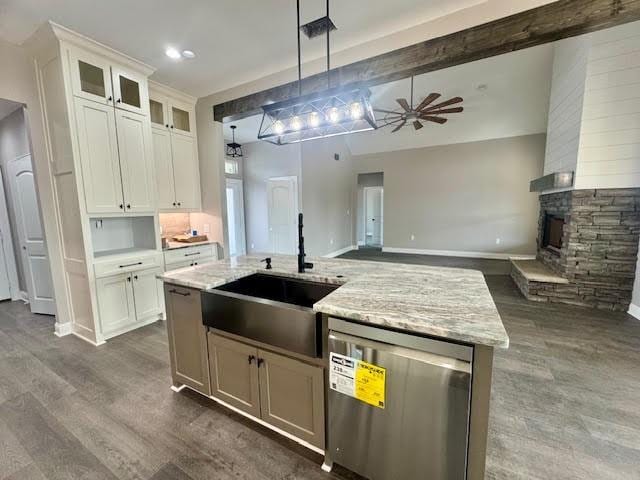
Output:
left=381, top=247, right=536, bottom=261
left=54, top=321, right=73, bottom=337
left=323, top=245, right=357, bottom=258
left=18, top=290, right=29, bottom=304
left=628, top=303, right=640, bottom=320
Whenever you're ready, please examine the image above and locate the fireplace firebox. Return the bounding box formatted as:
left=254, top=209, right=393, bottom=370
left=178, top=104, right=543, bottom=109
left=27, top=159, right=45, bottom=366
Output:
left=542, top=213, right=564, bottom=253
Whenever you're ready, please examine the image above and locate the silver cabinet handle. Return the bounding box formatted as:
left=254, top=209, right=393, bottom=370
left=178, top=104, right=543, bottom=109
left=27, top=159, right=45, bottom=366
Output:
left=169, top=289, right=190, bottom=297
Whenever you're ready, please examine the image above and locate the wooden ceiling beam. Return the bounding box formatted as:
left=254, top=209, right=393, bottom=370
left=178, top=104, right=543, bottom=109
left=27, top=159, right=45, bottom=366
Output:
left=213, top=0, right=640, bottom=122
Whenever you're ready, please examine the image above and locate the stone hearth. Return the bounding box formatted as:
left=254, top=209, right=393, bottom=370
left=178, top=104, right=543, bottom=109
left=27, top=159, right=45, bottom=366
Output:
left=512, top=188, right=640, bottom=311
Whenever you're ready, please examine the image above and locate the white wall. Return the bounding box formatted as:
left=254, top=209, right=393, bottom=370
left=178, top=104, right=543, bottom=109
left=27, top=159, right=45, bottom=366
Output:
left=0, top=107, right=29, bottom=290
left=352, top=134, right=546, bottom=255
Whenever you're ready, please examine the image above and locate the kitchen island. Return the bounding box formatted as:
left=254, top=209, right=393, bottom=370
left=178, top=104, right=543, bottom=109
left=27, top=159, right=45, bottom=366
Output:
left=159, top=254, right=508, bottom=480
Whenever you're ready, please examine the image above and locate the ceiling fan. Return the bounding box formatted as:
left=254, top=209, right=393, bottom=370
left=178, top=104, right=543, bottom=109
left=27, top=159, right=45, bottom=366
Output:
left=375, top=76, right=463, bottom=132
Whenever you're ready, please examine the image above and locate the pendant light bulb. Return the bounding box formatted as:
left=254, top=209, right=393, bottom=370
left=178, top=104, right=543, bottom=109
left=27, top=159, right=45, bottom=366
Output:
left=290, top=116, right=303, bottom=131
left=273, top=120, right=285, bottom=135
left=308, top=111, right=321, bottom=128
left=349, top=102, right=363, bottom=120
left=327, top=106, right=341, bottom=123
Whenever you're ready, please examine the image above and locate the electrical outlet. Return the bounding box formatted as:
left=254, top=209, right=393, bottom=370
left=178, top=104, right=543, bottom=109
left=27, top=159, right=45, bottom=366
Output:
left=330, top=238, right=334, bottom=245
left=204, top=223, right=210, bottom=233
left=410, top=234, right=415, bottom=241
left=251, top=243, right=255, bottom=249
left=496, top=238, right=501, bottom=245
left=159, top=225, right=163, bottom=234
left=95, top=219, right=103, bottom=229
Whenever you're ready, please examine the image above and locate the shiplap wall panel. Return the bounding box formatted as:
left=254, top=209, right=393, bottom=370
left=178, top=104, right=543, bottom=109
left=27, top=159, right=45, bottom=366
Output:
left=576, top=22, right=640, bottom=189
left=543, top=36, right=589, bottom=176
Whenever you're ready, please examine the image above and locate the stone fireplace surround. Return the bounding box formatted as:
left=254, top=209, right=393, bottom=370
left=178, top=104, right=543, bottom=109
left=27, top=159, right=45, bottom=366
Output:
left=524, top=188, right=640, bottom=311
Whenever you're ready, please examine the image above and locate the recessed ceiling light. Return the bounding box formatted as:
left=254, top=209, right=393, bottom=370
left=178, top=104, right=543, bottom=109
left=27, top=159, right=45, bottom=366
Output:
left=165, top=47, right=181, bottom=59
left=182, top=50, right=196, bottom=59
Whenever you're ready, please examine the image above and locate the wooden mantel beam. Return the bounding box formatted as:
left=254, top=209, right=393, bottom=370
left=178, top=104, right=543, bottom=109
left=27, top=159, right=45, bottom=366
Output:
left=213, top=0, right=640, bottom=122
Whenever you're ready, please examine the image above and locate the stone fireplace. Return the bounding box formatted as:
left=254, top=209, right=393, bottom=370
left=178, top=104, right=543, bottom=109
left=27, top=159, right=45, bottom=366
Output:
left=516, top=188, right=640, bottom=311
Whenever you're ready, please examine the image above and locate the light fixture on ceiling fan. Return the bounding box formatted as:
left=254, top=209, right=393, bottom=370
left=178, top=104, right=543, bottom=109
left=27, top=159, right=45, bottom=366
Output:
left=375, top=76, right=464, bottom=132
left=257, top=0, right=376, bottom=145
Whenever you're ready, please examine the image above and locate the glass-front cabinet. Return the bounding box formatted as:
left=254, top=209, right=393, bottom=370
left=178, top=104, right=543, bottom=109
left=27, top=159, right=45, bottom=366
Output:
left=69, top=49, right=113, bottom=105
left=148, top=92, right=194, bottom=137
left=111, top=66, right=148, bottom=116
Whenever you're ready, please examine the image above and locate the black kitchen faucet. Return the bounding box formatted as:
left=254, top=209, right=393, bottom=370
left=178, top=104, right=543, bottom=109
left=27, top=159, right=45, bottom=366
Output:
left=298, top=213, right=313, bottom=273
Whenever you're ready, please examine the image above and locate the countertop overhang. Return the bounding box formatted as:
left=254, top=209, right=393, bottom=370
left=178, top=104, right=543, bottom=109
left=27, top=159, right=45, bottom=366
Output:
left=158, top=254, right=509, bottom=348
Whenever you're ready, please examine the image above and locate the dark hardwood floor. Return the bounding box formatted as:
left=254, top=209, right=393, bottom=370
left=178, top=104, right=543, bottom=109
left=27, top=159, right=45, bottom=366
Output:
left=1, top=270, right=639, bottom=479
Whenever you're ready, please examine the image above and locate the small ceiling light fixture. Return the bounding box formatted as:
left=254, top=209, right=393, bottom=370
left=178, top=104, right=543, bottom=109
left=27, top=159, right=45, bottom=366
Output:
left=182, top=50, right=196, bottom=59
left=226, top=125, right=243, bottom=157
left=165, top=47, right=182, bottom=59
left=257, top=0, right=375, bottom=145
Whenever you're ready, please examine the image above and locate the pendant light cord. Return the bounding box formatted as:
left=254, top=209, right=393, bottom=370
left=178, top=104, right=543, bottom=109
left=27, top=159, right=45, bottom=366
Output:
left=326, top=0, right=330, bottom=89
left=296, top=0, right=302, bottom=97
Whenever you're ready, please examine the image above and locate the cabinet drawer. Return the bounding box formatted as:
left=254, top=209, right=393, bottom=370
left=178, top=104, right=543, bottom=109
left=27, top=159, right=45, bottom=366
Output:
left=165, top=255, right=214, bottom=272
left=164, top=244, right=215, bottom=265
left=94, top=252, right=162, bottom=278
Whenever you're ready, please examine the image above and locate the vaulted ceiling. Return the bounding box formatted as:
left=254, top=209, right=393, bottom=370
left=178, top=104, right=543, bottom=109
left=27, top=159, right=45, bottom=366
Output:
left=0, top=0, right=486, bottom=97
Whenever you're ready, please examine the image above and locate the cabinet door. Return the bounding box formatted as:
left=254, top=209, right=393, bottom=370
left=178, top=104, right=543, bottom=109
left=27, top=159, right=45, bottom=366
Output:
left=96, top=273, right=136, bottom=335
left=168, top=100, right=194, bottom=137
left=208, top=333, right=260, bottom=417
left=152, top=127, right=176, bottom=209
left=149, top=96, right=169, bottom=130
left=69, top=49, right=113, bottom=105
left=74, top=97, right=125, bottom=214
left=171, top=133, right=201, bottom=210
left=111, top=66, right=148, bottom=116
left=132, top=268, right=162, bottom=320
left=116, top=109, right=156, bottom=213
left=165, top=285, right=211, bottom=395
left=258, top=349, right=325, bottom=448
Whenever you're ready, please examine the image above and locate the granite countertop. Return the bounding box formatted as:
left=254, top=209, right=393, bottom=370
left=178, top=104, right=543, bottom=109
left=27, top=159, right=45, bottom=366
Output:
left=158, top=254, right=509, bottom=348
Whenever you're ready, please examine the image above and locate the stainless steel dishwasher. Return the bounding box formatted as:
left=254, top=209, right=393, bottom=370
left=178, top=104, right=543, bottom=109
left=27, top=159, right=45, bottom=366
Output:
left=326, top=317, right=473, bottom=480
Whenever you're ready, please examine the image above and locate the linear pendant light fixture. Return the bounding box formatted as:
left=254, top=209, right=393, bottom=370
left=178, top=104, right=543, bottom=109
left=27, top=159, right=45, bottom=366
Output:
left=257, top=0, right=376, bottom=145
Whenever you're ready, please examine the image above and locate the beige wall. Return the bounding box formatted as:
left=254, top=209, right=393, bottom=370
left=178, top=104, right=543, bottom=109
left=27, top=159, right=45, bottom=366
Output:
left=0, top=38, right=70, bottom=327
left=352, top=134, right=546, bottom=255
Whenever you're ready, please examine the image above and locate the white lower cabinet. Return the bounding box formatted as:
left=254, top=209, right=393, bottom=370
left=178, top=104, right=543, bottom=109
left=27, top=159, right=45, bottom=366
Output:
left=96, top=266, right=162, bottom=338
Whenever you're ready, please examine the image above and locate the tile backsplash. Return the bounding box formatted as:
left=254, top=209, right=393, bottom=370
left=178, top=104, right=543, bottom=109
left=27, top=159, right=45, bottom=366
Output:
left=159, top=213, right=191, bottom=238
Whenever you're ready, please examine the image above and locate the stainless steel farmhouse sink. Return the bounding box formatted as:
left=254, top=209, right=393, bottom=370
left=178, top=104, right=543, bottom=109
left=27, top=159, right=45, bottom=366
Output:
left=201, top=273, right=340, bottom=357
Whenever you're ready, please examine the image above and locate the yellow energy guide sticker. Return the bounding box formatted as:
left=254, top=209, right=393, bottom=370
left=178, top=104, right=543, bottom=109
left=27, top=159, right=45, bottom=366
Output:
left=329, top=353, right=386, bottom=409
left=355, top=360, right=386, bottom=408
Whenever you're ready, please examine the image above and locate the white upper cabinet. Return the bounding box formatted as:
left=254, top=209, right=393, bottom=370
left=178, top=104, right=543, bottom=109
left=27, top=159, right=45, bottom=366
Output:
left=116, top=110, right=155, bottom=213
left=74, top=97, right=125, bottom=214
left=149, top=82, right=201, bottom=212
left=111, top=66, right=149, bottom=116
left=69, top=49, right=114, bottom=105
left=171, top=134, right=200, bottom=209
left=151, top=128, right=176, bottom=209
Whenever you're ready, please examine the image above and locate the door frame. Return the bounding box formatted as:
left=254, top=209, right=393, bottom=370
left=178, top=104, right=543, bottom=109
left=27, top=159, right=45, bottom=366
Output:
left=363, top=186, right=384, bottom=247
left=267, top=176, right=299, bottom=254
left=225, top=177, right=247, bottom=257
left=0, top=167, right=20, bottom=300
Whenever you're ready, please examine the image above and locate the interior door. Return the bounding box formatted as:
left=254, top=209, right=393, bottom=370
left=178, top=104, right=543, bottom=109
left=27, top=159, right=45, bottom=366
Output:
left=225, top=178, right=246, bottom=257
left=116, top=109, right=155, bottom=213
left=151, top=127, right=176, bottom=209
left=171, top=133, right=200, bottom=209
left=365, top=187, right=383, bottom=247
left=267, top=177, right=298, bottom=254
left=7, top=155, right=55, bottom=315
left=74, top=97, right=124, bottom=213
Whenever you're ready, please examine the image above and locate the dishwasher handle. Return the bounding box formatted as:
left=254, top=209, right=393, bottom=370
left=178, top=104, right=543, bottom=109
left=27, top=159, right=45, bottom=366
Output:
left=329, top=330, right=472, bottom=374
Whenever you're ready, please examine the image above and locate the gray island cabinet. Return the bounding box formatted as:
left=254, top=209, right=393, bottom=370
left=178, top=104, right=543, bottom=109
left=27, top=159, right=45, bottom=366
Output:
left=159, top=254, right=509, bottom=480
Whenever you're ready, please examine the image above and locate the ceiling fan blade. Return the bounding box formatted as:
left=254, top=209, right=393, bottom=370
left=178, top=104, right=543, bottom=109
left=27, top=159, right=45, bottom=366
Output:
left=424, top=106, right=464, bottom=115
left=416, top=93, right=441, bottom=112
left=396, top=98, right=411, bottom=112
left=419, top=115, right=448, bottom=124
left=413, top=120, right=423, bottom=130
left=422, top=97, right=463, bottom=112
left=391, top=120, right=406, bottom=132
